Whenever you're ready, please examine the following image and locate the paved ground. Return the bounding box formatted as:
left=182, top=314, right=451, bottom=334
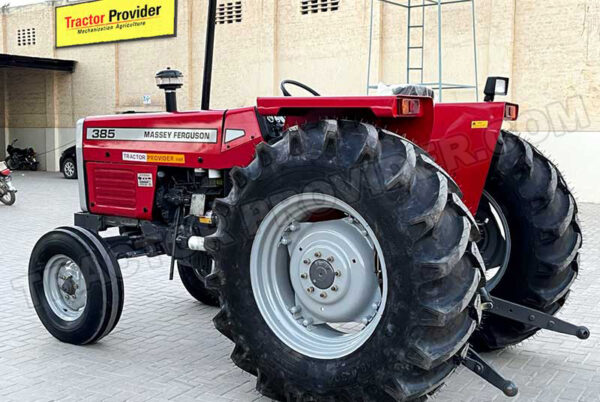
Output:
left=0, top=172, right=599, bottom=402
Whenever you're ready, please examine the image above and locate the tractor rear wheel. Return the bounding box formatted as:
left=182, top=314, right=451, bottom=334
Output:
left=205, top=120, right=483, bottom=401
left=470, top=131, right=582, bottom=351
left=177, top=253, right=219, bottom=307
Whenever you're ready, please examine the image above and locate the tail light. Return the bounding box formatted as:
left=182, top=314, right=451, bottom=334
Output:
left=504, top=103, right=519, bottom=121
left=1, top=169, right=10, bottom=176
left=399, top=98, right=421, bottom=116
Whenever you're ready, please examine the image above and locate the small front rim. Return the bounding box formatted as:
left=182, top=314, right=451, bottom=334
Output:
left=63, top=161, right=75, bottom=178
left=250, top=193, right=388, bottom=360
left=43, top=255, right=87, bottom=321
left=476, top=191, right=511, bottom=291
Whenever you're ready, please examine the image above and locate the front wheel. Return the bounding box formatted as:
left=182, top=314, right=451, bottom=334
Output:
left=470, top=131, right=581, bottom=351
left=29, top=226, right=124, bottom=345
left=206, top=120, right=483, bottom=401
left=0, top=190, right=15, bottom=205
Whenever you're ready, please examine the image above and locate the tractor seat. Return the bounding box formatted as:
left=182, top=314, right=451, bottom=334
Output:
left=375, top=83, right=435, bottom=100
left=392, top=84, right=435, bottom=99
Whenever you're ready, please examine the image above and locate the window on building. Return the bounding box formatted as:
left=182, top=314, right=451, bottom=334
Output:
left=301, top=0, right=340, bottom=15
left=216, top=1, right=242, bottom=24
left=17, top=28, right=36, bottom=46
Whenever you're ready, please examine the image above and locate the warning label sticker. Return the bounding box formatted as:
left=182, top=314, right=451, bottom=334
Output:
left=471, top=120, right=489, bottom=129
left=137, top=173, right=153, bottom=187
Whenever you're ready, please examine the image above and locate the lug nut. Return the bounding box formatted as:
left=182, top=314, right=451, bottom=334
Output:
left=300, top=273, right=308, bottom=279
left=331, top=285, right=338, bottom=292
left=327, top=256, right=334, bottom=262
left=290, top=306, right=301, bottom=314
left=314, top=251, right=322, bottom=258
left=361, top=317, right=369, bottom=325
left=306, top=287, right=315, bottom=293
left=320, top=292, right=327, bottom=299
left=335, top=270, right=342, bottom=277
left=280, top=236, right=290, bottom=246
left=288, top=222, right=299, bottom=232
left=302, top=318, right=313, bottom=327
left=371, top=302, right=379, bottom=310
left=303, top=259, right=311, bottom=265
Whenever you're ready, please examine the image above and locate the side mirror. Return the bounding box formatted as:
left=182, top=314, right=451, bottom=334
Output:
left=484, top=77, right=509, bottom=102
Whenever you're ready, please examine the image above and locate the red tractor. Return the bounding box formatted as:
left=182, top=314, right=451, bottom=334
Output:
left=29, top=2, right=588, bottom=400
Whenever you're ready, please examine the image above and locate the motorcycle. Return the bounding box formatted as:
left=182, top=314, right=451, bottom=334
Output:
left=0, top=161, right=17, bottom=206
left=6, top=139, right=39, bottom=171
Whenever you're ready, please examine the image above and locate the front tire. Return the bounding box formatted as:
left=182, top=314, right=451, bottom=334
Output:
left=29, top=226, right=124, bottom=345
left=206, top=120, right=483, bottom=401
left=471, top=131, right=582, bottom=351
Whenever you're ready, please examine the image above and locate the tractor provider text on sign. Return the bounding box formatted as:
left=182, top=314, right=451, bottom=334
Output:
left=55, top=0, right=176, bottom=48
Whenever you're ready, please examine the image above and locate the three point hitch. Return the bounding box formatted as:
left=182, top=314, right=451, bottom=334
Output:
left=459, top=289, right=590, bottom=397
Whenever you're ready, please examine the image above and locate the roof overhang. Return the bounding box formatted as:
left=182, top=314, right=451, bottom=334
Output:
left=0, top=53, right=76, bottom=72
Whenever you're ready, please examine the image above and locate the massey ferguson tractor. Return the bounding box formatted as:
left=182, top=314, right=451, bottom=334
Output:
left=28, top=1, right=588, bottom=400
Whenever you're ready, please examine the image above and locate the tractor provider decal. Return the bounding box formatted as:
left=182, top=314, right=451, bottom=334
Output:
left=55, top=0, right=176, bottom=48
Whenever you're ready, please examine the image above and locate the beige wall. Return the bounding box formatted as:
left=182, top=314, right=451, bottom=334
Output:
left=1, top=0, right=598, bottom=126
left=0, top=0, right=598, bottom=200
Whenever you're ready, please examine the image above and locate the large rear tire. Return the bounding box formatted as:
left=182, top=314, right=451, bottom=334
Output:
left=29, top=226, right=124, bottom=345
left=470, top=131, right=581, bottom=351
left=205, top=120, right=484, bottom=401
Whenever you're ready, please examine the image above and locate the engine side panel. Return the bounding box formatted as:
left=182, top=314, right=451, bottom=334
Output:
left=86, top=162, right=157, bottom=220
left=81, top=108, right=263, bottom=218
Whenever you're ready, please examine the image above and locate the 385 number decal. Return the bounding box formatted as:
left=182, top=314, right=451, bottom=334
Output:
left=90, top=129, right=116, bottom=139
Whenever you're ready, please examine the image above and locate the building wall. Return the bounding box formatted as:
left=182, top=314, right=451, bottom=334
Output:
left=0, top=70, right=5, bottom=156
left=0, top=0, right=598, bottom=201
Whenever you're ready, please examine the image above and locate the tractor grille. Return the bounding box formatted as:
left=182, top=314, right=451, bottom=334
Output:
left=91, top=167, right=137, bottom=209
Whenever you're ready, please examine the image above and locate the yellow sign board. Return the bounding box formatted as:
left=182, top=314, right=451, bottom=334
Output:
left=55, top=0, right=176, bottom=48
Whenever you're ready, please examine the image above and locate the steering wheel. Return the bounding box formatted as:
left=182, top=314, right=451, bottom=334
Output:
left=280, top=80, right=321, bottom=97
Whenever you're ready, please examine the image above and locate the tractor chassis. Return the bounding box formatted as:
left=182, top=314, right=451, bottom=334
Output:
left=73, top=210, right=591, bottom=396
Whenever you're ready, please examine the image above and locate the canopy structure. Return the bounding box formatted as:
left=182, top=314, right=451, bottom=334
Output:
left=0, top=53, right=75, bottom=72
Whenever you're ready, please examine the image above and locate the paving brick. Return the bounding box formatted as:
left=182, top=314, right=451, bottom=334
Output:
left=1, top=172, right=599, bottom=401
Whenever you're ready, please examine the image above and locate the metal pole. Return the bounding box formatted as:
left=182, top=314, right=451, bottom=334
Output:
left=201, top=0, right=217, bottom=110
left=420, top=0, right=425, bottom=83
left=366, top=0, right=374, bottom=94
left=437, top=0, right=442, bottom=101
left=406, top=0, right=411, bottom=83
left=471, top=0, right=479, bottom=101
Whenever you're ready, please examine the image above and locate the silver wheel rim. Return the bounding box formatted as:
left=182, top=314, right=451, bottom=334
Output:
left=250, top=193, right=387, bottom=359
left=43, top=255, right=87, bottom=321
left=477, top=191, right=511, bottom=290
left=64, top=161, right=75, bottom=177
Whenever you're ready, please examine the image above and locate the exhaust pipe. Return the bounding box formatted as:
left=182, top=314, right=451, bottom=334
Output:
left=155, top=67, right=183, bottom=112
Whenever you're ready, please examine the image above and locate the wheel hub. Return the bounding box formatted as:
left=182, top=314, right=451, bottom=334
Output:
left=43, top=255, right=87, bottom=321
left=309, top=259, right=335, bottom=289
left=287, top=218, right=381, bottom=325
